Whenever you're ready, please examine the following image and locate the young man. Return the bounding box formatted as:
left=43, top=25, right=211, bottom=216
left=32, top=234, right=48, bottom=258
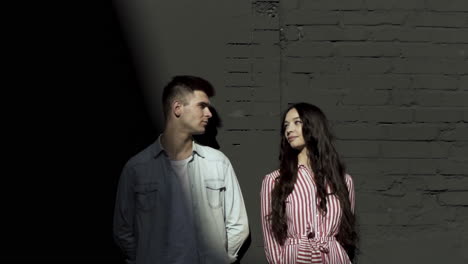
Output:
left=113, top=76, right=249, bottom=264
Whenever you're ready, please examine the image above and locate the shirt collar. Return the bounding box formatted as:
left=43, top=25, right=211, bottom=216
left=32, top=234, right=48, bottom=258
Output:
left=153, top=134, right=205, bottom=159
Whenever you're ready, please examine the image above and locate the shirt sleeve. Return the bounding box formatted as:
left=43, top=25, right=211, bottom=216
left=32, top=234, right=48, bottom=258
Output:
left=261, top=173, right=284, bottom=264
left=345, top=174, right=355, bottom=214
left=113, top=165, right=137, bottom=263
left=224, top=160, right=250, bottom=263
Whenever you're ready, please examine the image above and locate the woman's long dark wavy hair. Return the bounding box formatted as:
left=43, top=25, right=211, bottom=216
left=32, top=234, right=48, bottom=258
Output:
left=269, top=103, right=358, bottom=261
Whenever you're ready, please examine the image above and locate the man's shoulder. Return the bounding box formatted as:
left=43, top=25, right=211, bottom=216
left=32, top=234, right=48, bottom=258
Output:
left=124, top=141, right=158, bottom=169
left=195, top=143, right=230, bottom=163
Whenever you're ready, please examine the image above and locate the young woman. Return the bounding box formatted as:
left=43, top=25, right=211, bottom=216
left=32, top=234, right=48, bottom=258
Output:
left=261, top=103, right=357, bottom=264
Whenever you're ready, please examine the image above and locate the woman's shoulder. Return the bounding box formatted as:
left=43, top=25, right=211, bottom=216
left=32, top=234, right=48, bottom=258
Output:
left=263, top=169, right=280, bottom=183
left=344, top=173, right=354, bottom=187
left=265, top=169, right=280, bottom=179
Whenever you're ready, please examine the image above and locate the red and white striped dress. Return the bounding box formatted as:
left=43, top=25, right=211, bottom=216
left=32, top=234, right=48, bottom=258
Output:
left=261, top=165, right=355, bottom=264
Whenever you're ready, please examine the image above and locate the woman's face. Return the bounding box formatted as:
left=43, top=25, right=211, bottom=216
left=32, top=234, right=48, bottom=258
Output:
left=283, top=108, right=306, bottom=151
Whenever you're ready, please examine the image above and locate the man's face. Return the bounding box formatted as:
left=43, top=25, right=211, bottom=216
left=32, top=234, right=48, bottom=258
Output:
left=180, top=90, right=212, bottom=135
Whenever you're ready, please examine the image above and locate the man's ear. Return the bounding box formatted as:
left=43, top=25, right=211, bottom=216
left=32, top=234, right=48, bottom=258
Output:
left=172, top=100, right=183, bottom=118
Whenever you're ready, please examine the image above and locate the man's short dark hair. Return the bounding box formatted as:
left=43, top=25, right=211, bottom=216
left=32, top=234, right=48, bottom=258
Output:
left=162, top=75, right=215, bottom=119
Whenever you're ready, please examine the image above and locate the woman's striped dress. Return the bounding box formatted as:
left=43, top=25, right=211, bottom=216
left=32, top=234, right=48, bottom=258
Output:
left=261, top=165, right=355, bottom=264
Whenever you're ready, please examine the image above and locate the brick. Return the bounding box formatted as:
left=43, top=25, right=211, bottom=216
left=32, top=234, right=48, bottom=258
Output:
left=286, top=57, right=393, bottom=74
left=356, top=192, right=404, bottom=213
left=252, top=43, right=278, bottom=56
left=361, top=108, right=413, bottom=123
left=363, top=74, right=412, bottom=90
left=334, top=124, right=386, bottom=140
left=426, top=0, right=468, bottom=11
left=449, top=143, right=468, bottom=160
left=222, top=86, right=253, bottom=101
left=308, top=74, right=349, bottom=90
left=416, top=92, right=468, bottom=107
left=286, top=73, right=309, bottom=88
left=407, top=159, right=439, bottom=174
left=438, top=191, right=468, bottom=206
left=345, top=158, right=382, bottom=174
left=390, top=91, right=417, bottom=106
left=283, top=88, right=342, bottom=108
left=392, top=58, right=468, bottom=74
left=386, top=124, right=440, bottom=140
left=364, top=0, right=427, bottom=10
left=348, top=58, right=394, bottom=73
left=253, top=0, right=279, bottom=16
left=285, top=57, right=344, bottom=73
left=341, top=10, right=407, bottom=25
left=461, top=76, right=468, bottom=91
left=301, top=0, right=364, bottom=10
left=438, top=159, right=468, bottom=175
left=252, top=58, right=280, bottom=73
left=369, top=26, right=432, bottom=42
left=439, top=126, right=468, bottom=141
left=225, top=72, right=253, bottom=86
left=253, top=30, right=279, bottom=43
left=342, top=90, right=390, bottom=105
left=282, top=25, right=302, bottom=41
left=225, top=16, right=253, bottom=43
left=411, top=75, right=459, bottom=90
left=301, top=26, right=369, bottom=41
left=225, top=0, right=253, bottom=15
left=223, top=115, right=279, bottom=130
left=335, top=140, right=380, bottom=157
left=252, top=86, right=281, bottom=101
left=414, top=108, right=464, bottom=122
left=222, top=101, right=253, bottom=117
left=252, top=72, right=280, bottom=88
left=368, top=27, right=468, bottom=43
left=380, top=141, right=450, bottom=158
left=225, top=44, right=251, bottom=58
left=399, top=44, right=468, bottom=59
left=430, top=28, right=468, bottom=44
left=424, top=176, right=468, bottom=191
left=253, top=12, right=279, bottom=30
left=357, top=158, right=438, bottom=175
left=251, top=101, right=280, bottom=116
left=224, top=58, right=251, bottom=72
left=324, top=107, right=362, bottom=122
left=334, top=42, right=400, bottom=57
left=284, top=10, right=340, bottom=25
left=400, top=205, right=455, bottom=226
left=358, top=212, right=394, bottom=225
left=359, top=175, right=405, bottom=191
left=285, top=41, right=334, bottom=57
left=406, top=12, right=468, bottom=27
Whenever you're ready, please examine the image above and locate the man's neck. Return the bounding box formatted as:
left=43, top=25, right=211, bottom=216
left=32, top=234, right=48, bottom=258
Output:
left=161, top=128, right=193, bottom=161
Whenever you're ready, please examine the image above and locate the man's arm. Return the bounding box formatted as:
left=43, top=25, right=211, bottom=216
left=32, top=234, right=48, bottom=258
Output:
left=113, top=165, right=137, bottom=263
left=223, top=160, right=249, bottom=263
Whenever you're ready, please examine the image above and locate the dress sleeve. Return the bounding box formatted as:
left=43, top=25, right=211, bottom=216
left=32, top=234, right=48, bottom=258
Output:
left=345, top=174, right=355, bottom=214
left=261, top=173, right=283, bottom=264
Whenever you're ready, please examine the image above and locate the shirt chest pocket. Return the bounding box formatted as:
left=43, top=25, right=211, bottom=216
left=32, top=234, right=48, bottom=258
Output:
left=134, top=183, right=159, bottom=211
left=204, top=179, right=225, bottom=209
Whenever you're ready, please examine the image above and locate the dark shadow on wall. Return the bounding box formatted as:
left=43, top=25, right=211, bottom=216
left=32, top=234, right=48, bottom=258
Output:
left=3, top=2, right=159, bottom=263
left=194, top=106, right=222, bottom=149
left=235, top=233, right=252, bottom=264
